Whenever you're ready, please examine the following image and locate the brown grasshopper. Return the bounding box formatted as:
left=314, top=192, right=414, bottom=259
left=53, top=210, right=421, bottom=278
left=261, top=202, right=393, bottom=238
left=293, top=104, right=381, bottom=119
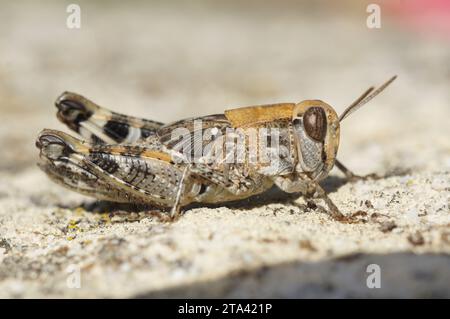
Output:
left=36, top=76, right=396, bottom=220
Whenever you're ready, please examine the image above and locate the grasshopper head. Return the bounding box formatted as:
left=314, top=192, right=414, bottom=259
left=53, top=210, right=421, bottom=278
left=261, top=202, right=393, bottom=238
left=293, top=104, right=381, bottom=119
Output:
left=292, top=100, right=340, bottom=181
left=291, top=76, right=397, bottom=181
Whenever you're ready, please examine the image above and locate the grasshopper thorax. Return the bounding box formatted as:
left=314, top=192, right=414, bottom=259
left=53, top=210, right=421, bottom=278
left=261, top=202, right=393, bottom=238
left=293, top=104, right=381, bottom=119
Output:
left=292, top=100, right=340, bottom=181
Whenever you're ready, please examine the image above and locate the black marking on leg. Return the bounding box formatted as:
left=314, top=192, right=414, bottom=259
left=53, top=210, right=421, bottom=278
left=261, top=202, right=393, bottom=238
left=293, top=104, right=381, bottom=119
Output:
left=104, top=120, right=129, bottom=142
left=91, top=134, right=106, bottom=145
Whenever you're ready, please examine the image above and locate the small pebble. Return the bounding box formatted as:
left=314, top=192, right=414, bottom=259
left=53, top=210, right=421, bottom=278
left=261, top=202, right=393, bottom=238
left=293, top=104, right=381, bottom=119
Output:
left=408, top=232, right=425, bottom=246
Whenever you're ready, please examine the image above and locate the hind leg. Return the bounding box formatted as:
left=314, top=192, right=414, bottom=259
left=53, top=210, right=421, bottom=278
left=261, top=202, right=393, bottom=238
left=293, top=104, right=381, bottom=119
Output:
left=36, top=129, right=199, bottom=212
left=335, top=159, right=380, bottom=182
left=54, top=92, right=164, bottom=144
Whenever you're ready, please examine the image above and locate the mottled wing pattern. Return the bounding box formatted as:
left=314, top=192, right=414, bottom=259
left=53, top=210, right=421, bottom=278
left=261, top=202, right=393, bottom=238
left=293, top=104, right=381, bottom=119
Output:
left=89, top=111, right=164, bottom=144
left=80, top=144, right=198, bottom=206
left=157, top=114, right=231, bottom=162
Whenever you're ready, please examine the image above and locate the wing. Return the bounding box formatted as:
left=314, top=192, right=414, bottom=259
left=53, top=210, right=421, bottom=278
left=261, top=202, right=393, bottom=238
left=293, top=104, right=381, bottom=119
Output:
left=157, top=114, right=232, bottom=162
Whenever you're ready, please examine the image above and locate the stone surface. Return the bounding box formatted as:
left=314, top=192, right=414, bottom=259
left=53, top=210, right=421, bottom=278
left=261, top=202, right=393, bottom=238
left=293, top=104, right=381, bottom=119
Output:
left=0, top=1, right=449, bottom=298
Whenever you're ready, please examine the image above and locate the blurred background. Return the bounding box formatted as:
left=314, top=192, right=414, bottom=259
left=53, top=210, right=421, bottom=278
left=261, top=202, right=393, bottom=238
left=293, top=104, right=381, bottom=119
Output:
left=0, top=0, right=448, bottom=174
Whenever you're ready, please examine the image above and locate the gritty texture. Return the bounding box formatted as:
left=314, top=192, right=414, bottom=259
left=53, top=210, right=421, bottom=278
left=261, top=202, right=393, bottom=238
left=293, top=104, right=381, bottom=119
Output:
left=0, top=1, right=449, bottom=298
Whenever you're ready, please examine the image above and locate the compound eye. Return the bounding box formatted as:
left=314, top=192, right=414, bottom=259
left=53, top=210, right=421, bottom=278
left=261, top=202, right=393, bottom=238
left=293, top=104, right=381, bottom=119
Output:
left=303, top=107, right=327, bottom=142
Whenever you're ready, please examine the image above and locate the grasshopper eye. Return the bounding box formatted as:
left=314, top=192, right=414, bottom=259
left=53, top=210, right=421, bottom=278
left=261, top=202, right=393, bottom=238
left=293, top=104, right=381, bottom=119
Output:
left=303, top=107, right=327, bottom=142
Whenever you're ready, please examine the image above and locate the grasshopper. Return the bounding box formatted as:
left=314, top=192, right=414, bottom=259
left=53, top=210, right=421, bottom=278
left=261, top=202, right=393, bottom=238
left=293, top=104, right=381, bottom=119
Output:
left=36, top=76, right=396, bottom=220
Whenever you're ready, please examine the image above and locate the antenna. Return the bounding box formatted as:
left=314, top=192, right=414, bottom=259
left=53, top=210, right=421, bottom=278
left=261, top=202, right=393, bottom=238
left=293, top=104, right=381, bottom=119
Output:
left=339, top=75, right=397, bottom=122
